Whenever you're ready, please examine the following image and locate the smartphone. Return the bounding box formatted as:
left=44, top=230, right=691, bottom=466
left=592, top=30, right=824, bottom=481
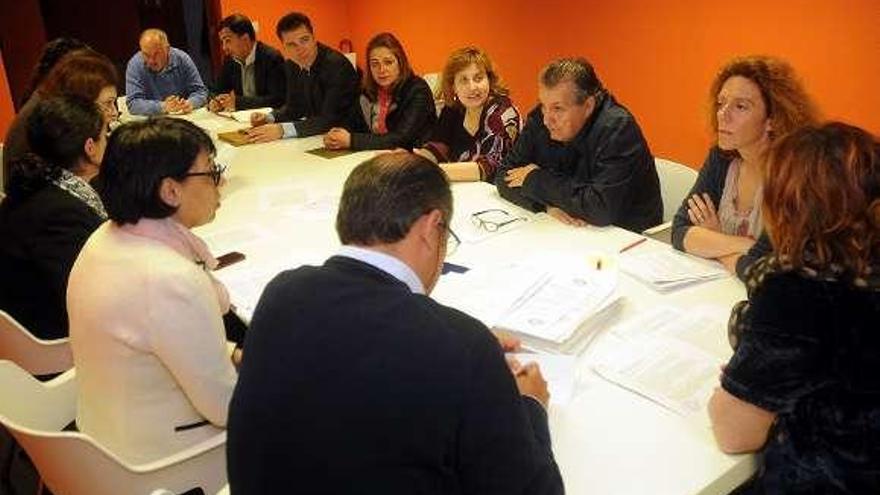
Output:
left=216, top=251, right=246, bottom=270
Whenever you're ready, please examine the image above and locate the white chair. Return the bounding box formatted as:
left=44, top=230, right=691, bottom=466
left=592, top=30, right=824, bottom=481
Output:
left=653, top=157, right=698, bottom=225
left=0, top=310, right=73, bottom=376
left=0, top=360, right=228, bottom=495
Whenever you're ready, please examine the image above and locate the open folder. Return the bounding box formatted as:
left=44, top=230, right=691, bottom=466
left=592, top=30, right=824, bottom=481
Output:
left=217, top=130, right=251, bottom=147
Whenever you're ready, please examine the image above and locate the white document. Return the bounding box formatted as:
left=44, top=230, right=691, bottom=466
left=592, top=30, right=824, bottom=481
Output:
left=620, top=248, right=729, bottom=292
left=509, top=353, right=578, bottom=406
left=218, top=107, right=273, bottom=123
left=592, top=306, right=728, bottom=422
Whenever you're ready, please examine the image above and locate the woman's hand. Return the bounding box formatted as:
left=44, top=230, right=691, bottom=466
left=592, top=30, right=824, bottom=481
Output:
left=323, top=128, right=352, bottom=150
left=687, top=193, right=721, bottom=231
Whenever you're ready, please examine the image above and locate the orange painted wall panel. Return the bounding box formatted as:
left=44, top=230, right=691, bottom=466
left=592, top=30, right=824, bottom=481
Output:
left=0, top=51, right=14, bottom=140
left=218, top=0, right=352, bottom=54
left=347, top=0, right=880, bottom=168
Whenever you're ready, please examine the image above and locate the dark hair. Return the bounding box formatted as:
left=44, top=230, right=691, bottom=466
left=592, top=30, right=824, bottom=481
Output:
left=39, top=51, right=119, bottom=101
left=540, top=57, right=603, bottom=104
left=763, top=122, right=880, bottom=278
left=98, top=118, right=215, bottom=225
left=20, top=37, right=90, bottom=105
left=363, top=32, right=413, bottom=101
left=276, top=12, right=313, bottom=39
left=219, top=13, right=255, bottom=40
left=710, top=56, right=818, bottom=144
left=337, top=153, right=452, bottom=245
left=7, top=96, right=104, bottom=198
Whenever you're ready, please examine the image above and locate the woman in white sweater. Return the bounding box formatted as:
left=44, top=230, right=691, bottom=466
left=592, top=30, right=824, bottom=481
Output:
left=67, top=118, right=238, bottom=464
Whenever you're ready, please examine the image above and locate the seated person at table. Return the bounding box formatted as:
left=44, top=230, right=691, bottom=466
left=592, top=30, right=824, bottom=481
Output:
left=4, top=50, right=119, bottom=187
left=227, top=153, right=563, bottom=494
left=496, top=57, right=661, bottom=232
left=414, top=46, right=521, bottom=182
left=67, top=118, right=238, bottom=463
left=208, top=13, right=286, bottom=112
left=245, top=12, right=360, bottom=143
left=18, top=37, right=89, bottom=107
left=323, top=32, right=436, bottom=151
left=0, top=96, right=108, bottom=340
left=125, top=29, right=209, bottom=116
left=709, top=122, right=880, bottom=493
left=671, top=56, right=818, bottom=275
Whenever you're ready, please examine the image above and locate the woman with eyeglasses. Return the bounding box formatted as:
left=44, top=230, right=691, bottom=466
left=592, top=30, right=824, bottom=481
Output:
left=323, top=32, right=436, bottom=151
left=414, top=46, right=521, bottom=183
left=67, top=118, right=238, bottom=464
left=3, top=50, right=119, bottom=190
left=0, top=96, right=108, bottom=340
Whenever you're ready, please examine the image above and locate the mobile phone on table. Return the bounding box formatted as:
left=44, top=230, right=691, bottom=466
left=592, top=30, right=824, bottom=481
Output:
left=216, top=251, right=246, bottom=270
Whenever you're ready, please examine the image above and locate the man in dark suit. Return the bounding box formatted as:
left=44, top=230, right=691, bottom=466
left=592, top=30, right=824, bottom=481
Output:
left=208, top=13, right=286, bottom=112
left=244, top=12, right=360, bottom=143
left=228, top=153, right=564, bottom=494
left=496, top=57, right=662, bottom=233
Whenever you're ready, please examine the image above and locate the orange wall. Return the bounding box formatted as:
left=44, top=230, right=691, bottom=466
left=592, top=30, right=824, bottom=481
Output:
left=347, top=0, right=880, bottom=168
left=0, top=51, right=14, bottom=140
left=218, top=0, right=352, bottom=55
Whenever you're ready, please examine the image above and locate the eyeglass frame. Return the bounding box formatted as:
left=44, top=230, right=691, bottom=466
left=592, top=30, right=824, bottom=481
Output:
left=439, top=220, right=461, bottom=256
left=180, top=162, right=227, bottom=186
left=470, top=208, right=527, bottom=232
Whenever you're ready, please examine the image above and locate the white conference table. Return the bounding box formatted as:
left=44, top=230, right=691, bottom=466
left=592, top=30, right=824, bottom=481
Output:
left=161, top=108, right=755, bottom=495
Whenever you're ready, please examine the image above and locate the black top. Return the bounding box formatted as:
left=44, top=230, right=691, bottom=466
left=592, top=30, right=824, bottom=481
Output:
left=724, top=257, right=880, bottom=493
left=214, top=41, right=286, bottom=110
left=0, top=184, right=103, bottom=339
left=273, top=43, right=361, bottom=137
left=496, top=92, right=661, bottom=233
left=227, top=256, right=564, bottom=495
left=349, top=75, right=437, bottom=151
left=422, top=95, right=521, bottom=182
left=671, top=147, right=771, bottom=280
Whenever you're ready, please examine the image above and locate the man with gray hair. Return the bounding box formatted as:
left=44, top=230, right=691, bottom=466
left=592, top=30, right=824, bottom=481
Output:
left=125, top=29, right=209, bottom=115
left=497, top=57, right=661, bottom=232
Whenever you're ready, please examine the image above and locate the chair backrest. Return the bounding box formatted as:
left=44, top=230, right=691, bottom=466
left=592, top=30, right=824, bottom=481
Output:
left=0, top=360, right=228, bottom=495
left=0, top=310, right=73, bottom=376
left=654, top=157, right=698, bottom=222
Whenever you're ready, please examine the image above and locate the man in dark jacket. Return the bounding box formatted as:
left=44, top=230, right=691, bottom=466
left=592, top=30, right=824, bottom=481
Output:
left=496, top=58, right=661, bottom=233
left=245, top=12, right=360, bottom=142
left=209, top=13, right=286, bottom=112
left=227, top=153, right=564, bottom=494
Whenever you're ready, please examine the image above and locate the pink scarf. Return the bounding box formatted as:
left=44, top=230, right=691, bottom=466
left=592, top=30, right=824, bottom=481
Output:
left=120, top=217, right=231, bottom=313
left=374, top=87, right=392, bottom=134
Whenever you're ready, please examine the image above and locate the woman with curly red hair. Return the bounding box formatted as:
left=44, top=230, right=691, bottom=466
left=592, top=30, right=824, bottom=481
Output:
left=709, top=122, right=880, bottom=493
left=672, top=56, right=818, bottom=277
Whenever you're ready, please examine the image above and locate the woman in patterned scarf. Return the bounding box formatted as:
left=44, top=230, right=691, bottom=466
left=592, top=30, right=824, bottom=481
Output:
left=0, top=95, right=108, bottom=340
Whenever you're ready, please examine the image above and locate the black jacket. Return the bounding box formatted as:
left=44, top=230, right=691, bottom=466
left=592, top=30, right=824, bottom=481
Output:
left=274, top=43, right=361, bottom=137
left=214, top=41, right=286, bottom=110
left=496, top=92, right=661, bottom=233
left=0, top=184, right=102, bottom=339
left=228, top=256, right=563, bottom=495
left=349, top=75, right=437, bottom=151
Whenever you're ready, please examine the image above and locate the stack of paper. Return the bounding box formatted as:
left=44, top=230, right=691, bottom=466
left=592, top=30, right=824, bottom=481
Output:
left=591, top=306, right=729, bottom=423
left=432, top=256, right=620, bottom=354
left=620, top=249, right=729, bottom=292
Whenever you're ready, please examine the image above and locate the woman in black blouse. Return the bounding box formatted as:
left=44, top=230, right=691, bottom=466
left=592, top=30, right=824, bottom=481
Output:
left=323, top=32, right=435, bottom=151
left=415, top=46, right=521, bottom=183
left=709, top=122, right=880, bottom=493
left=0, top=96, right=108, bottom=339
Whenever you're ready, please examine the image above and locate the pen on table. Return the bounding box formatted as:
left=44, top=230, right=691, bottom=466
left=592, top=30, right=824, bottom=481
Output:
left=619, top=237, right=647, bottom=254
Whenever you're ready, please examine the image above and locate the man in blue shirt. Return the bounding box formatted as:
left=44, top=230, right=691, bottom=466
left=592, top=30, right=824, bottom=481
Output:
left=125, top=29, right=209, bottom=116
